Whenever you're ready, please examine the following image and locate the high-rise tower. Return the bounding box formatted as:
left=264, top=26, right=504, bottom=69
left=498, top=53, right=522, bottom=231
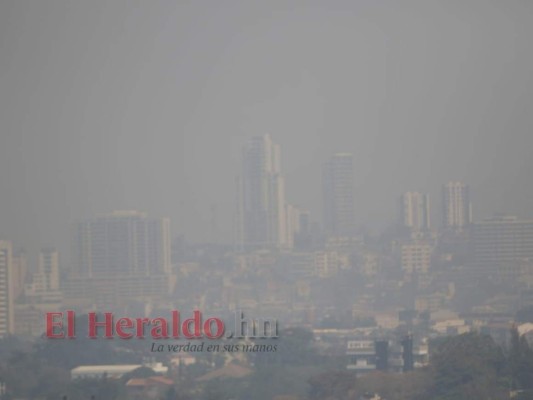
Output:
left=71, top=210, right=171, bottom=278
left=37, top=248, right=60, bottom=291
left=322, top=153, right=355, bottom=236
left=238, top=135, right=288, bottom=250
left=65, top=211, right=174, bottom=307
left=398, top=192, right=431, bottom=232
left=442, top=181, right=472, bottom=231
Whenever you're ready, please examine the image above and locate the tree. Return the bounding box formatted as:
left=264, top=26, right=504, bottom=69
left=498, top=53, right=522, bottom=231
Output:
left=34, top=314, right=140, bottom=369
left=252, top=327, right=318, bottom=368
left=427, top=332, right=507, bottom=399
left=516, top=306, right=533, bottom=323
left=355, top=370, right=431, bottom=400
left=121, top=366, right=156, bottom=382
left=308, top=370, right=357, bottom=400
left=509, top=327, right=533, bottom=392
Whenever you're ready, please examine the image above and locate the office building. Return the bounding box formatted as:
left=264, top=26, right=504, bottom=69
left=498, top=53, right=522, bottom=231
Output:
left=401, top=241, right=433, bottom=274
left=398, top=192, right=430, bottom=231
left=238, top=135, right=289, bottom=249
left=67, top=211, right=173, bottom=307
left=286, top=204, right=311, bottom=249
left=442, top=181, right=472, bottom=231
left=11, top=249, right=28, bottom=301
left=71, top=210, right=171, bottom=277
left=323, top=153, right=355, bottom=236
left=472, top=215, right=533, bottom=265
left=37, top=248, right=60, bottom=291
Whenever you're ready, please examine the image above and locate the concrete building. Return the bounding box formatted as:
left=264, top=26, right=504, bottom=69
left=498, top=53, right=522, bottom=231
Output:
left=62, top=273, right=176, bottom=309
left=14, top=249, right=63, bottom=337
left=442, top=181, right=472, bottom=231
left=472, top=215, right=533, bottom=265
left=346, top=339, right=377, bottom=373
left=67, top=211, right=173, bottom=308
left=398, top=192, right=430, bottom=231
left=237, top=135, right=290, bottom=250
left=315, top=251, right=339, bottom=278
left=286, top=204, right=309, bottom=250
left=0, top=241, right=14, bottom=336
left=11, top=249, right=28, bottom=301
left=323, top=153, right=355, bottom=237
left=34, top=248, right=60, bottom=291
left=71, top=210, right=171, bottom=277
left=71, top=363, right=168, bottom=380
left=401, top=241, right=433, bottom=274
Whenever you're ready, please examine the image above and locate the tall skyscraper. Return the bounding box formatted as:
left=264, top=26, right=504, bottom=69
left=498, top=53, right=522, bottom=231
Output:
left=238, top=135, right=289, bottom=249
left=398, top=192, right=431, bottom=232
left=36, top=248, right=60, bottom=291
left=442, top=181, right=472, bottom=231
left=322, top=153, right=355, bottom=236
left=71, top=210, right=171, bottom=278
left=0, top=241, right=14, bottom=337
left=11, top=249, right=27, bottom=301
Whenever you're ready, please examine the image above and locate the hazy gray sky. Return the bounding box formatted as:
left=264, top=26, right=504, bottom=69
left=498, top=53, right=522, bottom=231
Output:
left=1, top=1, right=532, bottom=257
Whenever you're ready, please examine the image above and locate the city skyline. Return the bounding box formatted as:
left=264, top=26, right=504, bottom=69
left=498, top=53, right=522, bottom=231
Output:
left=1, top=2, right=533, bottom=398
left=1, top=135, right=531, bottom=254
left=2, top=1, right=533, bottom=258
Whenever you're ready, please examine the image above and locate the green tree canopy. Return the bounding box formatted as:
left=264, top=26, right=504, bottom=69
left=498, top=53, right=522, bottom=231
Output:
left=428, top=332, right=507, bottom=400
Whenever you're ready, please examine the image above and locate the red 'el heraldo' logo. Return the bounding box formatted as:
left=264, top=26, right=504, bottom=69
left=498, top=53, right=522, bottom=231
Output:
left=46, top=310, right=225, bottom=339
